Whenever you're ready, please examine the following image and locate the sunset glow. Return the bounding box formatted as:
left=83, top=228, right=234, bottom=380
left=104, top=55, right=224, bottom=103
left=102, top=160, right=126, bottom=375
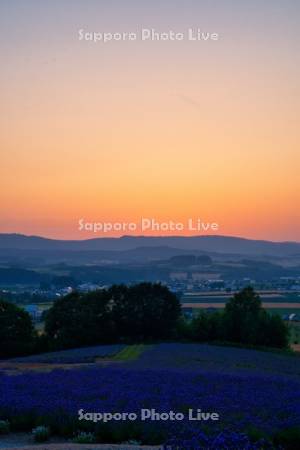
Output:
left=1, top=0, right=299, bottom=240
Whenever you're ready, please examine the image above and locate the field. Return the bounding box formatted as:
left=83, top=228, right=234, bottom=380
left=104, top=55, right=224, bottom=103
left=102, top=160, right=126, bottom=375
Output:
left=1, top=344, right=300, bottom=449
left=182, top=302, right=300, bottom=310
left=182, top=292, right=300, bottom=328
left=181, top=291, right=300, bottom=309
left=10, top=345, right=126, bottom=364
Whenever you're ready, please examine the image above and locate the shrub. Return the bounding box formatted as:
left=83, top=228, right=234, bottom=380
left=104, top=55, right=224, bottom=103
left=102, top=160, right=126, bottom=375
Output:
left=0, top=420, right=10, bottom=434
left=10, top=412, right=36, bottom=431
left=176, top=316, right=194, bottom=340
left=73, top=431, right=96, bottom=443
left=245, top=425, right=269, bottom=443
left=264, top=313, right=289, bottom=348
left=32, top=425, right=50, bottom=442
left=273, top=427, right=300, bottom=450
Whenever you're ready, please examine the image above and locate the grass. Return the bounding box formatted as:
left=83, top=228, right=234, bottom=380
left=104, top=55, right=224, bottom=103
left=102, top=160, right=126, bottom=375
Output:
left=270, top=308, right=300, bottom=315
left=289, top=323, right=300, bottom=344
left=112, top=344, right=147, bottom=361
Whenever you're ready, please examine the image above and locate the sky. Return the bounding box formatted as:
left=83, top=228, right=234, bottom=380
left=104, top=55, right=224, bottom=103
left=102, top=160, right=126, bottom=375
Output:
left=0, top=0, right=299, bottom=241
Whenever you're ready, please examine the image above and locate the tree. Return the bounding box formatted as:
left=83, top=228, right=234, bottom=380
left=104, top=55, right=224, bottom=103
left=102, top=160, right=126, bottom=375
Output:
left=44, top=290, right=115, bottom=349
left=45, top=291, right=82, bottom=348
left=266, top=314, right=289, bottom=348
left=223, top=287, right=262, bottom=344
left=191, top=311, right=224, bottom=342
left=256, top=312, right=289, bottom=348
left=44, top=283, right=181, bottom=348
left=0, top=299, right=35, bottom=357
left=111, top=283, right=181, bottom=341
left=223, top=287, right=289, bottom=347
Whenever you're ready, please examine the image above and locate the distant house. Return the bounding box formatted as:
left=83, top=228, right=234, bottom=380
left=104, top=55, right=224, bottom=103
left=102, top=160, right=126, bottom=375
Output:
left=61, top=286, right=73, bottom=295
left=78, top=283, right=101, bottom=292
left=283, top=313, right=300, bottom=322
left=289, top=313, right=300, bottom=322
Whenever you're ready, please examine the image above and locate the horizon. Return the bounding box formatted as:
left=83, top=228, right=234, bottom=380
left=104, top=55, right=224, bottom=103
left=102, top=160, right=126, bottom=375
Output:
left=1, top=231, right=300, bottom=245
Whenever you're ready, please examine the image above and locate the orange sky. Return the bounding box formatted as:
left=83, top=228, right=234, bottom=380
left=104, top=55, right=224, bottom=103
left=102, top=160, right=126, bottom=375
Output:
left=0, top=1, right=299, bottom=241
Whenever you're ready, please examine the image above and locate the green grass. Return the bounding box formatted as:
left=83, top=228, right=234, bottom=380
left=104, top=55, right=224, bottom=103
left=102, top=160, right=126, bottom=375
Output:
left=269, top=308, right=300, bottom=315
left=289, top=323, right=300, bottom=344
left=113, top=344, right=147, bottom=361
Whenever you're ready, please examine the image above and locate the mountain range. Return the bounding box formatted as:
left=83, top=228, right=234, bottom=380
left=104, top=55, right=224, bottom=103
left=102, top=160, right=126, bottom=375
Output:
left=0, top=234, right=299, bottom=257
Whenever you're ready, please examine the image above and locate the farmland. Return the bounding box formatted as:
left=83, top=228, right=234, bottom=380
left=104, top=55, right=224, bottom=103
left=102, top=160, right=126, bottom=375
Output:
left=0, top=344, right=300, bottom=448
left=182, top=292, right=300, bottom=320
left=182, top=292, right=300, bottom=304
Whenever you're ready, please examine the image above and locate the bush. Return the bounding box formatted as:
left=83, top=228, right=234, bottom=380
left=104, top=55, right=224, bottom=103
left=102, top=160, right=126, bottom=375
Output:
left=176, top=316, right=194, bottom=340
left=0, top=420, right=10, bottom=434
left=245, top=425, right=269, bottom=443
left=73, top=431, right=96, bottom=443
left=264, top=313, right=289, bottom=348
left=273, top=427, right=300, bottom=450
left=32, top=425, right=50, bottom=442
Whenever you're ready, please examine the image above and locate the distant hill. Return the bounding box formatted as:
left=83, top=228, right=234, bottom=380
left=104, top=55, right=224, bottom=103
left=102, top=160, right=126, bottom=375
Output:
left=0, top=233, right=299, bottom=257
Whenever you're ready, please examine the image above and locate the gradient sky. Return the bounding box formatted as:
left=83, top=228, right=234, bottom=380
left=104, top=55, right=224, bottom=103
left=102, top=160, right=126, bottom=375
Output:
left=0, top=0, right=299, bottom=240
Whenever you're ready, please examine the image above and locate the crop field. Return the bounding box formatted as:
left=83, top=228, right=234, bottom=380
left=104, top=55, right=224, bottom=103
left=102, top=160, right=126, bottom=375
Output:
left=0, top=344, right=300, bottom=448
left=182, top=293, right=300, bottom=304
left=182, top=302, right=300, bottom=310
left=181, top=293, right=300, bottom=323
left=10, top=344, right=126, bottom=364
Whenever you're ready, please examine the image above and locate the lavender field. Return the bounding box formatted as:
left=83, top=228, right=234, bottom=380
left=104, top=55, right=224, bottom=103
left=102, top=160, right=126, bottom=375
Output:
left=1, top=344, right=300, bottom=449
left=11, top=344, right=126, bottom=364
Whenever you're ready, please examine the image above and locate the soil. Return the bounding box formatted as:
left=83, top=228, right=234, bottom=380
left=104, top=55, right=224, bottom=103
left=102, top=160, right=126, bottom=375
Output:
left=0, top=434, right=161, bottom=450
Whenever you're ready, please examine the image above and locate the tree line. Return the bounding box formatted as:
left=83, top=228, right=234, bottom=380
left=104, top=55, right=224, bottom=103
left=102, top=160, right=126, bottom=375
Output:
left=179, top=287, right=289, bottom=348
left=0, top=284, right=289, bottom=358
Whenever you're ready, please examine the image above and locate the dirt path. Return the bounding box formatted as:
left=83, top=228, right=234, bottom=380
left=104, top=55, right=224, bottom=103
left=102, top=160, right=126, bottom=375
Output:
left=0, top=359, right=124, bottom=375
left=0, top=435, right=161, bottom=450
left=0, top=446, right=161, bottom=450
left=291, top=344, right=300, bottom=352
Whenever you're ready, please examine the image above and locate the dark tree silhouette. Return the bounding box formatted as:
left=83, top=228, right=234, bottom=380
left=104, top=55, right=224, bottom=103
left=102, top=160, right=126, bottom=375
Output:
left=0, top=299, right=35, bottom=357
